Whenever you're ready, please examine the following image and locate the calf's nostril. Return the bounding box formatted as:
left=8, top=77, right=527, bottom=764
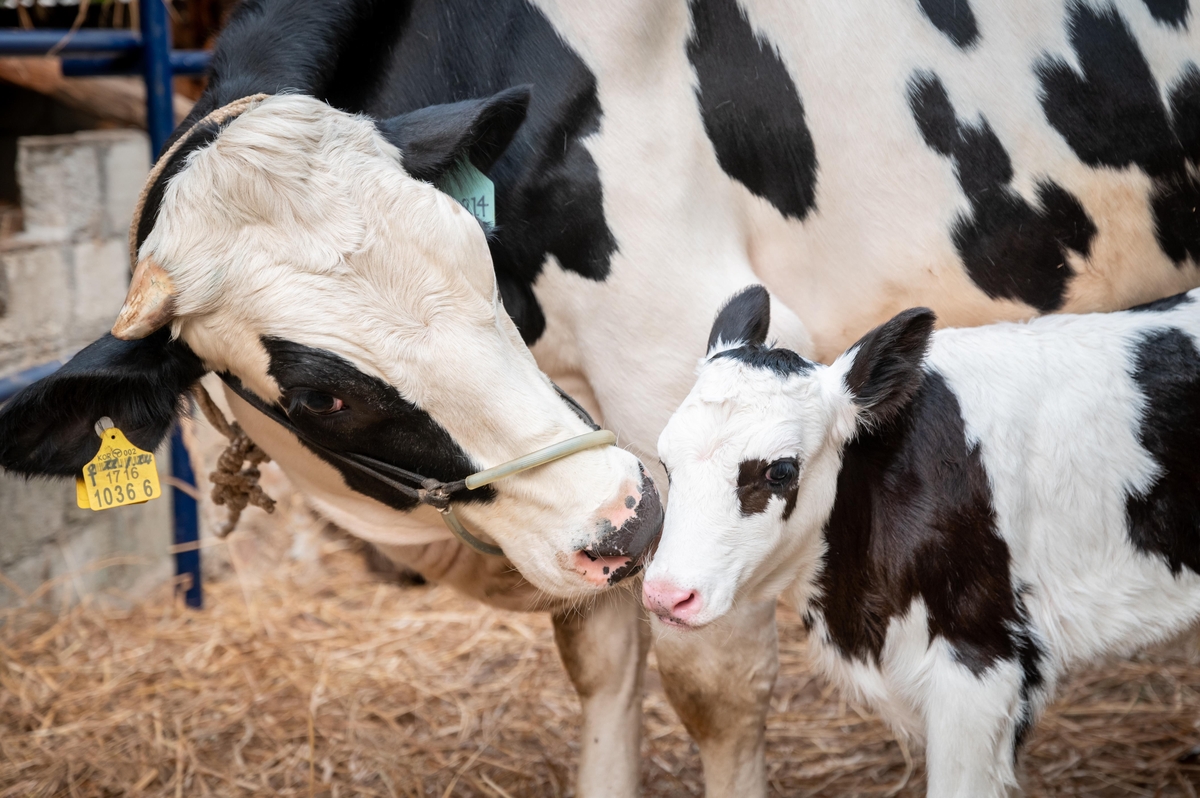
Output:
left=672, top=591, right=699, bottom=616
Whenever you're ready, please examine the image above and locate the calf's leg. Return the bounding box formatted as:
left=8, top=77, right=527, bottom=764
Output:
left=553, top=585, right=652, bottom=798
left=653, top=598, right=778, bottom=798
left=923, top=651, right=1023, bottom=798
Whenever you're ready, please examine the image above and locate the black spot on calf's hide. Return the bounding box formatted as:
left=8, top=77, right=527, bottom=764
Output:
left=909, top=72, right=1097, bottom=312
left=813, top=371, right=1040, bottom=689
left=1126, top=327, right=1200, bottom=576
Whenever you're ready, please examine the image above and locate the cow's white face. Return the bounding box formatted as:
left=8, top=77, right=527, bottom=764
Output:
left=136, top=95, right=660, bottom=599
left=645, top=288, right=935, bottom=627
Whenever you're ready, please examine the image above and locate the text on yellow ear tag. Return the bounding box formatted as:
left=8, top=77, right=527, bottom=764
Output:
left=80, top=427, right=162, bottom=511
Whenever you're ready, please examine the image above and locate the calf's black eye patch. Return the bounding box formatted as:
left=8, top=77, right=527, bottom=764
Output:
left=737, top=457, right=800, bottom=520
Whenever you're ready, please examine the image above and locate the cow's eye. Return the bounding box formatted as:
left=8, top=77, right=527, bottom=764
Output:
left=288, top=389, right=345, bottom=417
left=764, top=458, right=799, bottom=487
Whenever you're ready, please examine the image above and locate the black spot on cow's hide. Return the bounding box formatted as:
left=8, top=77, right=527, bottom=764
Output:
left=918, top=0, right=981, bottom=48
left=1038, top=4, right=1200, bottom=265
left=256, top=338, right=495, bottom=512
left=687, top=0, right=818, bottom=221
left=814, top=370, right=1041, bottom=694
left=1142, top=0, right=1190, bottom=27
left=1126, top=327, right=1200, bottom=576
left=909, top=72, right=1096, bottom=312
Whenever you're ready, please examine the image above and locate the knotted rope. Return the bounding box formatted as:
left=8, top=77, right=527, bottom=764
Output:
left=190, top=383, right=276, bottom=537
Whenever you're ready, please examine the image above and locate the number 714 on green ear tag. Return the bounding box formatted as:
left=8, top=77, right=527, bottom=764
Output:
left=75, top=426, right=162, bottom=511
left=436, top=159, right=495, bottom=226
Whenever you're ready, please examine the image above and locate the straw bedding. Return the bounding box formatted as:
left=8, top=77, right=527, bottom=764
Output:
left=1, top=518, right=1197, bottom=798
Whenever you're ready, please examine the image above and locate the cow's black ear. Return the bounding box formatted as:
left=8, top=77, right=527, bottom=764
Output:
left=843, top=308, right=936, bottom=425
left=0, top=329, right=206, bottom=477
left=376, top=86, right=532, bottom=182
left=707, top=285, right=772, bottom=354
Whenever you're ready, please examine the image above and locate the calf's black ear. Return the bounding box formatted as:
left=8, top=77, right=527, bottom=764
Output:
left=707, top=285, right=772, bottom=354
left=843, top=307, right=936, bottom=425
left=0, top=329, right=206, bottom=477
left=376, top=86, right=532, bottom=182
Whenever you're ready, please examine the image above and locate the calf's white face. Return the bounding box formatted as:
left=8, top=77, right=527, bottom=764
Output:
left=646, top=287, right=934, bottom=627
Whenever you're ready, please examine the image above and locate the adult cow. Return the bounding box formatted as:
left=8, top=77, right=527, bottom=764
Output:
left=2, top=0, right=1199, bottom=795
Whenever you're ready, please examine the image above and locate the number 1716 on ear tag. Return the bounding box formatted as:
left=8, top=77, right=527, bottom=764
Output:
left=75, top=426, right=162, bottom=511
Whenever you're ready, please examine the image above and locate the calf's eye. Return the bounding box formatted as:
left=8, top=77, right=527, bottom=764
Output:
left=764, top=458, right=799, bottom=487
left=288, top=389, right=345, bottom=417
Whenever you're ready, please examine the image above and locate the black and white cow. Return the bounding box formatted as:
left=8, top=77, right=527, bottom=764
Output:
left=2, top=0, right=1200, bottom=794
left=648, top=284, right=1200, bottom=796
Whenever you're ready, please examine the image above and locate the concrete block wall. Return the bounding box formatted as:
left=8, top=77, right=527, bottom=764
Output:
left=0, top=129, right=172, bottom=607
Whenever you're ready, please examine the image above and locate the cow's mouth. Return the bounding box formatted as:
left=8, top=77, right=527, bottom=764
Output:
left=572, top=550, right=646, bottom=586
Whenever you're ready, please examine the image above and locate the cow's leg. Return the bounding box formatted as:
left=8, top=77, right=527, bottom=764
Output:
left=653, top=598, right=778, bottom=798
left=923, top=651, right=1022, bottom=798
left=552, top=585, right=651, bottom=798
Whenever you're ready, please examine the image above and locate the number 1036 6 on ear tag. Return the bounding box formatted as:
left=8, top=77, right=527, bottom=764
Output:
left=76, top=426, right=162, bottom=511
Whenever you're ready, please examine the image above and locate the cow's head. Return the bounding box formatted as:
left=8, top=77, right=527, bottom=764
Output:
left=645, top=286, right=935, bottom=627
left=0, top=92, right=662, bottom=599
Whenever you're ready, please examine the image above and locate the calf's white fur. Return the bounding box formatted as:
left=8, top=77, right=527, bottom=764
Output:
left=649, top=286, right=1200, bottom=797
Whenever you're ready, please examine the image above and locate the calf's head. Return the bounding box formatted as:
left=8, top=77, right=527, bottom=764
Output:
left=0, top=92, right=661, bottom=599
left=645, top=287, right=935, bottom=627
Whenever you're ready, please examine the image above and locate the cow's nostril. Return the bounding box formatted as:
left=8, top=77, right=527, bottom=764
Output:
left=590, top=471, right=664, bottom=562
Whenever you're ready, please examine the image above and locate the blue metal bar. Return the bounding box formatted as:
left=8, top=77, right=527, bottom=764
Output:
left=0, top=28, right=140, bottom=54
left=140, top=0, right=174, bottom=158
left=0, top=360, right=66, bottom=405
left=170, top=424, right=202, bottom=608
left=60, top=54, right=141, bottom=76
left=61, top=49, right=209, bottom=77
left=168, top=49, right=209, bottom=75
left=137, top=0, right=202, bottom=609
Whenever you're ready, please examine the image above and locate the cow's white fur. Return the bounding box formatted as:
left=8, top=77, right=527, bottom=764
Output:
left=652, top=292, right=1200, bottom=795
left=143, top=95, right=648, bottom=600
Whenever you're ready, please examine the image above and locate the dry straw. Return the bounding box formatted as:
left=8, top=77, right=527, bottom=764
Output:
left=0, top=530, right=1197, bottom=796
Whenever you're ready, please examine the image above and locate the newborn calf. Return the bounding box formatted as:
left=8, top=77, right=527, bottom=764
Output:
left=647, top=285, right=1200, bottom=797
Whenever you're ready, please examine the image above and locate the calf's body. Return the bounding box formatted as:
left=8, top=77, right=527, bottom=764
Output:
left=650, top=286, right=1200, bottom=796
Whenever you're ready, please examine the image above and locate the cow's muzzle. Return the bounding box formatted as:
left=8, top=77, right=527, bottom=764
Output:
left=574, top=466, right=664, bottom=586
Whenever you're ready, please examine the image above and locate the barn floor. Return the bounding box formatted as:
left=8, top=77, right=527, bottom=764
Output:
left=1, top=529, right=1198, bottom=797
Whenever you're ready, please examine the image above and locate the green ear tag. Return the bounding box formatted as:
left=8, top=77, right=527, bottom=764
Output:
left=437, top=159, right=495, bottom=226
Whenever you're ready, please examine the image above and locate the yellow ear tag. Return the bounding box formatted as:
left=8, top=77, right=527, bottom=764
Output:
left=77, top=420, right=162, bottom=511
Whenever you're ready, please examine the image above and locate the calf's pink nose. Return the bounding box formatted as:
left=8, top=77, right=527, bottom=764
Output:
left=643, top=580, right=702, bottom=625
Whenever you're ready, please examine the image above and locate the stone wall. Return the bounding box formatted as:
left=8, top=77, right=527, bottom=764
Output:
left=0, top=129, right=173, bottom=607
